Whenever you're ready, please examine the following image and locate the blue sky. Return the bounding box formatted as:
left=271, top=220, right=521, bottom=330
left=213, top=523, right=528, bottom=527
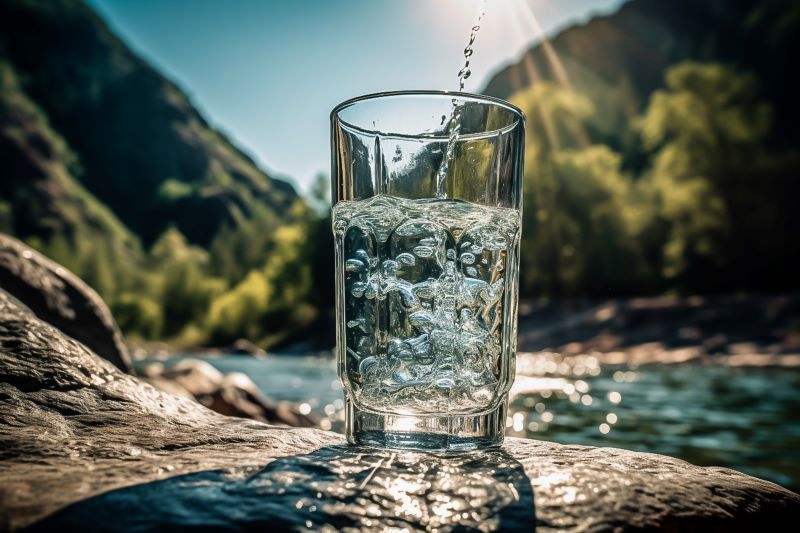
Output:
left=87, top=0, right=625, bottom=193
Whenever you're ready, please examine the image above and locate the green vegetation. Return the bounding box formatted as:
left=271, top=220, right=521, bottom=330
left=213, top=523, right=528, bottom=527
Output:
left=510, top=62, right=799, bottom=299
left=1, top=0, right=797, bottom=348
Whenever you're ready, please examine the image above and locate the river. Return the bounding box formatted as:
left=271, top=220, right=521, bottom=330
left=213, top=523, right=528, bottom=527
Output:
left=141, top=352, right=800, bottom=492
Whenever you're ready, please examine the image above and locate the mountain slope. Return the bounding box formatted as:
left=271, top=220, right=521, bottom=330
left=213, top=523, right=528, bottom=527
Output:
left=483, top=0, right=800, bottom=150
left=0, top=0, right=297, bottom=246
left=0, top=58, right=139, bottom=264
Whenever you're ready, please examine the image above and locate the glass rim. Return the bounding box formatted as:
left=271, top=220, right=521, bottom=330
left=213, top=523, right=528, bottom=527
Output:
left=331, top=89, right=525, bottom=140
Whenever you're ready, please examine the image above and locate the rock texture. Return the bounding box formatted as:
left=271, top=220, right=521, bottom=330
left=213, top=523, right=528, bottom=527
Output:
left=0, top=233, right=131, bottom=372
left=1, top=289, right=798, bottom=531
left=140, top=358, right=318, bottom=427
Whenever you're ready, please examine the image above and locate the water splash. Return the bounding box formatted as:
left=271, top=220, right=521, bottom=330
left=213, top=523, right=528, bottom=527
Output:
left=436, top=0, right=488, bottom=199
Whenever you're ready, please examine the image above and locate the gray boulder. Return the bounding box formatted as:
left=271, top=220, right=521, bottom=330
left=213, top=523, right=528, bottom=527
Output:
left=0, top=233, right=131, bottom=372
left=0, top=289, right=797, bottom=531
left=141, top=358, right=319, bottom=427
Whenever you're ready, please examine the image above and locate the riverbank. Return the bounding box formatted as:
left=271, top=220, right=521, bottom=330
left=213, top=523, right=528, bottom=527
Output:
left=127, top=293, right=800, bottom=366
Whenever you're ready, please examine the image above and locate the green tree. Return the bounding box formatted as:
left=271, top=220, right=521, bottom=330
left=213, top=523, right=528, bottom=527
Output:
left=149, top=227, right=226, bottom=338
left=639, top=62, right=773, bottom=286
left=511, top=83, right=648, bottom=297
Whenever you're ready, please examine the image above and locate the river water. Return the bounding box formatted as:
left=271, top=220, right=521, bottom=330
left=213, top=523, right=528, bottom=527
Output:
left=147, top=353, right=800, bottom=492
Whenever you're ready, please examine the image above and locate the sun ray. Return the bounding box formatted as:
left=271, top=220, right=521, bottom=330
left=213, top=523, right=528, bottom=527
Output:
left=514, top=0, right=590, bottom=148
left=507, top=0, right=561, bottom=150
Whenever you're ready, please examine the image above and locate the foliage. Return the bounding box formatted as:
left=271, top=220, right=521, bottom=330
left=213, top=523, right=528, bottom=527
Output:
left=2, top=0, right=797, bottom=347
left=511, top=84, right=649, bottom=298
left=7, top=59, right=797, bottom=347
left=638, top=63, right=776, bottom=285
left=509, top=63, right=798, bottom=298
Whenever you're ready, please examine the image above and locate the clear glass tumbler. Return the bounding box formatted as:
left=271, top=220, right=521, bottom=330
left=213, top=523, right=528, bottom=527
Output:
left=331, top=91, right=524, bottom=450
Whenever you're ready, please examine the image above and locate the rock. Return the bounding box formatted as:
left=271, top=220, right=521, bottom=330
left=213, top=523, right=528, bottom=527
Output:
left=141, top=358, right=318, bottom=428
left=0, top=233, right=131, bottom=372
left=229, top=338, right=267, bottom=357
left=0, top=289, right=798, bottom=531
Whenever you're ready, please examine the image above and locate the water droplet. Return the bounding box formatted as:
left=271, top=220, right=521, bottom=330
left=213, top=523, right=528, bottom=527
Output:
left=466, top=266, right=478, bottom=277
left=460, top=252, right=476, bottom=265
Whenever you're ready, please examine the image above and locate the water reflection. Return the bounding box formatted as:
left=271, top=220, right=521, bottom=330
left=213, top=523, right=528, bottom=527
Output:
left=141, top=353, right=800, bottom=491
left=34, top=446, right=535, bottom=531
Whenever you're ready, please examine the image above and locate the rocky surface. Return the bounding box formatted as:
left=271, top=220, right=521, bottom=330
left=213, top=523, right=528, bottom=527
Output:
left=1, top=289, right=798, bottom=531
left=0, top=234, right=131, bottom=372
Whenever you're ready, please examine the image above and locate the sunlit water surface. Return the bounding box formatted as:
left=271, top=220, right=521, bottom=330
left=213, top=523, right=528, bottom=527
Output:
left=145, top=353, right=800, bottom=492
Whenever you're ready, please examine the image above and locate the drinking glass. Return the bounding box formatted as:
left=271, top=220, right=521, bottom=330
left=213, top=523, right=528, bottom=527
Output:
left=331, top=91, right=524, bottom=450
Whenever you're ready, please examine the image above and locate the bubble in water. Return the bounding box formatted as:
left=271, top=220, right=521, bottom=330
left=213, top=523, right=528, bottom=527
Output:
left=382, top=260, right=398, bottom=276
left=396, top=253, right=416, bottom=266
left=345, top=259, right=366, bottom=273
left=364, top=284, right=376, bottom=300
left=333, top=195, right=520, bottom=413
left=413, top=246, right=435, bottom=258
left=351, top=282, right=366, bottom=298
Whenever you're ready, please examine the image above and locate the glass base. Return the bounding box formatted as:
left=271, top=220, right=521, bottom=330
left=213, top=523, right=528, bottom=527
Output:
left=345, top=398, right=507, bottom=451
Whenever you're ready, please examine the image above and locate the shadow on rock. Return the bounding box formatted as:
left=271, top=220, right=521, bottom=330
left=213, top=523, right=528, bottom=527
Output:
left=28, top=445, right=535, bottom=532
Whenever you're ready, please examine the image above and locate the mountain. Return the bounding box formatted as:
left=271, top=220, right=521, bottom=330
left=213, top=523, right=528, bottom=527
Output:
left=483, top=0, right=800, bottom=151
left=0, top=56, right=139, bottom=258
left=0, top=0, right=320, bottom=348
left=0, top=0, right=297, bottom=248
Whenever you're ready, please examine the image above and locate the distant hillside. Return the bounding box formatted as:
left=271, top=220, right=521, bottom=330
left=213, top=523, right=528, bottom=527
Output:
left=0, top=0, right=321, bottom=349
left=483, top=0, right=800, bottom=151
left=0, top=57, right=139, bottom=260
left=0, top=0, right=297, bottom=247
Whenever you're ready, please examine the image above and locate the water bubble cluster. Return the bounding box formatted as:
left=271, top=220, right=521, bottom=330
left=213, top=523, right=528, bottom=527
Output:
left=333, top=195, right=521, bottom=414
